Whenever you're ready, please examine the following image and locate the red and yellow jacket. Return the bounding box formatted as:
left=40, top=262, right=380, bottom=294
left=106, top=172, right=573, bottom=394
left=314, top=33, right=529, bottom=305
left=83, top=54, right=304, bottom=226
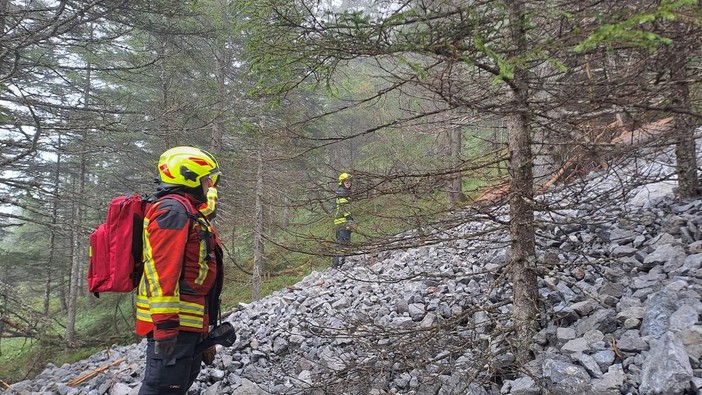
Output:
left=135, top=193, right=223, bottom=340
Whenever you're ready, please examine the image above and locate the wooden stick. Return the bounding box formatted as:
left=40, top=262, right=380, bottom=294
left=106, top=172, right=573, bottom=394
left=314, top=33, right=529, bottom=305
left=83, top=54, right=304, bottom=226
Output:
left=67, top=358, right=125, bottom=387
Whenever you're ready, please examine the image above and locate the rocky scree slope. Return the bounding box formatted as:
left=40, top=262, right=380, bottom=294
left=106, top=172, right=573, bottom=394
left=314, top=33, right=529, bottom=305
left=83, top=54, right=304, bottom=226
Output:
left=4, top=147, right=702, bottom=395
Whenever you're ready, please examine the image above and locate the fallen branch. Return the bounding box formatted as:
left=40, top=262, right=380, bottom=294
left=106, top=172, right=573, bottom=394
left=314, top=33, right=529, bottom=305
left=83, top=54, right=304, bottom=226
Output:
left=67, top=358, right=125, bottom=387
left=0, top=317, right=38, bottom=338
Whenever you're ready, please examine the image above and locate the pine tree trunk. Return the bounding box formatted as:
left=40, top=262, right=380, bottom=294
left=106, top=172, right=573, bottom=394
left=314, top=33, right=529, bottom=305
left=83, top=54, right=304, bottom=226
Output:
left=66, top=156, right=86, bottom=345
left=0, top=0, right=7, bottom=35
left=252, top=141, right=265, bottom=301
left=670, top=49, right=698, bottom=198
left=211, top=47, right=225, bottom=152
left=447, top=127, right=467, bottom=206
left=44, top=134, right=62, bottom=315
left=66, top=44, right=92, bottom=343
left=505, top=0, right=538, bottom=365
left=283, top=196, right=290, bottom=228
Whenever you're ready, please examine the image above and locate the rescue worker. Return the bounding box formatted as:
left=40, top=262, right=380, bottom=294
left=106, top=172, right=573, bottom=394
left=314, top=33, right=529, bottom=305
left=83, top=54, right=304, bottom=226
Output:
left=136, top=146, right=224, bottom=395
left=332, top=172, right=354, bottom=268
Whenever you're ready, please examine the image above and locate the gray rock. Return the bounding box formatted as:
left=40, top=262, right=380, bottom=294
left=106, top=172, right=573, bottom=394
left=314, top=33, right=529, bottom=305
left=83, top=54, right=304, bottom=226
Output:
left=556, top=327, right=576, bottom=342
left=408, top=303, right=426, bottom=320
left=640, top=332, right=693, bottom=395
left=617, top=306, right=645, bottom=323
left=231, top=379, right=271, bottom=395
left=562, top=338, right=589, bottom=353
left=641, top=292, right=678, bottom=338
left=611, top=245, right=638, bottom=257
left=396, top=299, right=409, bottom=314
left=573, top=352, right=603, bottom=378
left=592, top=350, right=616, bottom=372
left=542, top=358, right=592, bottom=393
left=202, top=382, right=221, bottom=395
left=591, top=364, right=625, bottom=395
left=678, top=325, right=702, bottom=359
left=624, top=317, right=641, bottom=329
left=576, top=309, right=617, bottom=335
left=628, top=182, right=675, bottom=208
left=617, top=330, right=649, bottom=352
left=692, top=377, right=702, bottom=394
left=571, top=300, right=597, bottom=316
left=668, top=304, right=698, bottom=333
left=501, top=377, right=540, bottom=395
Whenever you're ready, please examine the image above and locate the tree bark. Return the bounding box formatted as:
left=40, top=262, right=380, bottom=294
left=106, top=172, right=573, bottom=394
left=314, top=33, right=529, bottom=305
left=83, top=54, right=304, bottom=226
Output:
left=66, top=39, right=93, bottom=343
left=505, top=0, right=538, bottom=365
left=669, top=48, right=698, bottom=199
left=211, top=45, right=226, bottom=153
left=44, top=134, right=62, bottom=315
left=447, top=128, right=467, bottom=206
left=252, top=140, right=265, bottom=301
left=0, top=0, right=7, bottom=36
left=283, top=195, right=290, bottom=228
left=65, top=155, right=86, bottom=345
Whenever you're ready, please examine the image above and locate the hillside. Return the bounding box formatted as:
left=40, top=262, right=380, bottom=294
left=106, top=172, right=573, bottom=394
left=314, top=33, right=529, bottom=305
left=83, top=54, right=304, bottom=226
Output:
left=3, top=143, right=702, bottom=395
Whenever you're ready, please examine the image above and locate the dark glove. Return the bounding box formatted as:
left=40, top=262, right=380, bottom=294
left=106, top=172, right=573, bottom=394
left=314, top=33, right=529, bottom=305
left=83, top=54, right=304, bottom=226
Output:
left=202, top=346, right=216, bottom=366
left=154, top=336, right=177, bottom=356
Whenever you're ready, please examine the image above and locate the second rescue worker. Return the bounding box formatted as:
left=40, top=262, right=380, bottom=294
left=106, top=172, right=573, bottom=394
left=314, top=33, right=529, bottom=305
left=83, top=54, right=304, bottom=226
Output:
left=136, top=146, right=225, bottom=395
left=332, top=172, right=354, bottom=268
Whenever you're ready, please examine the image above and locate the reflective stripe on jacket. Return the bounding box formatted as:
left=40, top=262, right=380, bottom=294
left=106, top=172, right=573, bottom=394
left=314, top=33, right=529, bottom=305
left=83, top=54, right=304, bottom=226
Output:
left=334, top=185, right=352, bottom=226
left=135, top=194, right=219, bottom=340
left=199, top=186, right=217, bottom=218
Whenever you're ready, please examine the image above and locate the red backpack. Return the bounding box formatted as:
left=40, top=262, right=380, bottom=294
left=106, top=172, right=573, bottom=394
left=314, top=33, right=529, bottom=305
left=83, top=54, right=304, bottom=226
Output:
left=87, top=193, right=196, bottom=297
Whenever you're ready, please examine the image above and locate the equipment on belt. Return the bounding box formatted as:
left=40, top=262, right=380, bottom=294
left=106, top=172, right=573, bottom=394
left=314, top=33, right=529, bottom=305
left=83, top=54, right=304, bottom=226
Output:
left=194, top=322, right=237, bottom=354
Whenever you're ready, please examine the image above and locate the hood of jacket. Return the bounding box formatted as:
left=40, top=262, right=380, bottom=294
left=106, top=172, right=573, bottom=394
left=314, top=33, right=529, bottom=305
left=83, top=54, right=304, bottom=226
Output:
left=154, top=182, right=206, bottom=204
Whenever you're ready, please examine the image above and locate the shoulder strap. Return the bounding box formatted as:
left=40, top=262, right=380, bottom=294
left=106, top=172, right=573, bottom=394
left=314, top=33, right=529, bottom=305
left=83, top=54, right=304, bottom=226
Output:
left=159, top=193, right=194, bottom=214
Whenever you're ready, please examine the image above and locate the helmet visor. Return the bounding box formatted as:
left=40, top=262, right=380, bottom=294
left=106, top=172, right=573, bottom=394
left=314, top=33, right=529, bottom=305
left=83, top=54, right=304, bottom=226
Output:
left=208, top=173, right=219, bottom=186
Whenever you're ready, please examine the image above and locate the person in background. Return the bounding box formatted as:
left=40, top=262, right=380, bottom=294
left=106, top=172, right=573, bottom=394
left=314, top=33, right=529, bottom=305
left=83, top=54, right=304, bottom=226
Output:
left=137, top=146, right=224, bottom=395
left=332, top=172, right=354, bottom=268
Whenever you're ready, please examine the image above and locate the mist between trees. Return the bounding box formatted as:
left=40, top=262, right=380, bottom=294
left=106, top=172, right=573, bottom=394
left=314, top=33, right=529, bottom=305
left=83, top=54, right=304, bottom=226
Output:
left=0, top=0, right=700, bottom=383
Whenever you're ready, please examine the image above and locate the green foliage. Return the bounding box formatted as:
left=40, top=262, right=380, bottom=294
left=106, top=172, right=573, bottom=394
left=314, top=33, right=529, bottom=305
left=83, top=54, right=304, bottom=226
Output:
left=0, top=290, right=133, bottom=383
left=0, top=338, right=42, bottom=383
left=475, top=37, right=514, bottom=82
left=574, top=0, right=698, bottom=52
left=0, top=338, right=106, bottom=384
left=575, top=25, right=671, bottom=53
left=397, top=57, right=429, bottom=80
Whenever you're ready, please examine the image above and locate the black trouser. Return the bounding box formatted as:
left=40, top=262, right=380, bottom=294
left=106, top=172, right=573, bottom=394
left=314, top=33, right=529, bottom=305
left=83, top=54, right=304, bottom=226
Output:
left=332, top=226, right=352, bottom=268
left=139, top=331, right=203, bottom=395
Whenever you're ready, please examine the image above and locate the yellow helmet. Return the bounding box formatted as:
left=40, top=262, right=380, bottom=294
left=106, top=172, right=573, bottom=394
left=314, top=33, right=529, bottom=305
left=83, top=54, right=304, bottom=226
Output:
left=338, top=172, right=351, bottom=185
left=158, top=146, right=221, bottom=188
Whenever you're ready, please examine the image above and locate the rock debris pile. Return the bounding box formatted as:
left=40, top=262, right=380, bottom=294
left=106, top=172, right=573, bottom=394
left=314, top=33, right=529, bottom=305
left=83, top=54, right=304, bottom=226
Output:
left=4, top=147, right=702, bottom=395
